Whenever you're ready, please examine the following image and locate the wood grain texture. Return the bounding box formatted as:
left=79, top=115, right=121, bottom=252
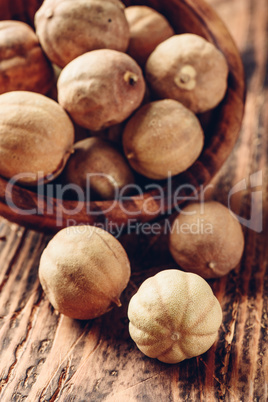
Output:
left=0, top=0, right=245, bottom=232
left=0, top=0, right=267, bottom=401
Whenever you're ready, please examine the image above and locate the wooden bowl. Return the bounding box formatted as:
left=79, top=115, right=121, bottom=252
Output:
left=0, top=0, right=245, bottom=233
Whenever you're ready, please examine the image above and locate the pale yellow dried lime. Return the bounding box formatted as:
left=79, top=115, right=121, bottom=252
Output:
left=125, top=5, right=174, bottom=66
left=0, top=91, right=74, bottom=185
left=122, top=99, right=204, bottom=179
left=39, top=225, right=131, bottom=320
left=146, top=33, right=228, bottom=113
left=62, top=137, right=135, bottom=200
left=169, top=201, right=244, bottom=278
left=57, top=49, right=145, bottom=131
left=128, top=269, right=222, bottom=364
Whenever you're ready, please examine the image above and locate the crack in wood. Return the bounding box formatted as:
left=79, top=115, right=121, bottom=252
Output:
left=22, top=360, right=45, bottom=390
left=0, top=290, right=43, bottom=396
left=218, top=295, right=240, bottom=399
left=40, top=360, right=71, bottom=402
left=0, top=229, right=27, bottom=293
left=105, top=368, right=171, bottom=400
left=34, top=319, right=102, bottom=400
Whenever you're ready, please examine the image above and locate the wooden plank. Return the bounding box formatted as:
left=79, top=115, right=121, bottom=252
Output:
left=0, top=0, right=267, bottom=400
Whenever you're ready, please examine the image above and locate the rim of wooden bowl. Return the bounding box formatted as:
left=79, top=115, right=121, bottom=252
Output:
left=0, top=0, right=245, bottom=233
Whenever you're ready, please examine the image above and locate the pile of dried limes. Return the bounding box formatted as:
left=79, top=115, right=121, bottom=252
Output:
left=0, top=0, right=244, bottom=364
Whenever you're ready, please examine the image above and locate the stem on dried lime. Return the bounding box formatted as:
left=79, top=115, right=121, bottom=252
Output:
left=174, top=65, right=197, bottom=90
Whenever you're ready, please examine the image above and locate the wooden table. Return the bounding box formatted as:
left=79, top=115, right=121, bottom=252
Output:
left=0, top=0, right=267, bottom=400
